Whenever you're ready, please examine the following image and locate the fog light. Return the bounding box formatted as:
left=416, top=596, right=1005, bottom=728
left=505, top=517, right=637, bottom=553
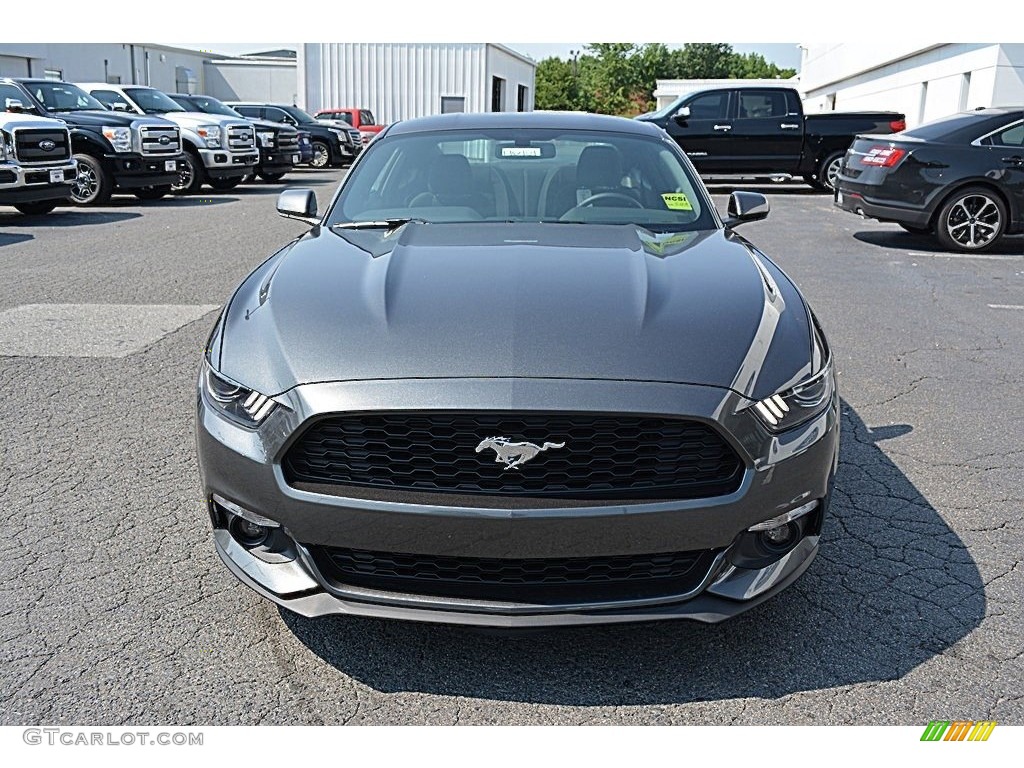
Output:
left=233, top=517, right=269, bottom=547
left=760, top=523, right=796, bottom=547
left=212, top=493, right=279, bottom=528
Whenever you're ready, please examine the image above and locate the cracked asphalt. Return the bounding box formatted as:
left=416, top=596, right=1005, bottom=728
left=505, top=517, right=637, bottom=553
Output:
left=1, top=171, right=1021, bottom=725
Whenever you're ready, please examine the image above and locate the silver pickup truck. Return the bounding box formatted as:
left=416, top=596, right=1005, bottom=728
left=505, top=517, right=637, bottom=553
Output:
left=79, top=83, right=259, bottom=194
left=1, top=110, right=77, bottom=215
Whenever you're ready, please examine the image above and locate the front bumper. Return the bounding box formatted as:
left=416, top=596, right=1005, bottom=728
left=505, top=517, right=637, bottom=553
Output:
left=198, top=148, right=259, bottom=179
left=0, top=160, right=76, bottom=203
left=834, top=182, right=932, bottom=228
left=257, top=147, right=299, bottom=175
left=198, top=377, right=839, bottom=627
left=108, top=153, right=184, bottom=189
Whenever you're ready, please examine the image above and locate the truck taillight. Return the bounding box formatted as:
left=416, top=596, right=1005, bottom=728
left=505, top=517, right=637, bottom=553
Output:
left=889, top=119, right=906, bottom=132
left=860, top=146, right=906, bottom=167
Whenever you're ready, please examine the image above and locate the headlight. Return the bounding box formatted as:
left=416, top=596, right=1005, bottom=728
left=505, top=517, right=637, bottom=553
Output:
left=101, top=126, right=132, bottom=153
left=750, top=365, right=834, bottom=432
left=197, top=125, right=222, bottom=148
left=329, top=128, right=346, bottom=142
left=202, top=362, right=278, bottom=426
left=0, top=130, right=9, bottom=161
left=257, top=130, right=275, bottom=148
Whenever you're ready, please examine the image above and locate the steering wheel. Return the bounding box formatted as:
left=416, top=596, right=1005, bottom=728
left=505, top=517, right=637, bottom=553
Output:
left=576, top=192, right=643, bottom=208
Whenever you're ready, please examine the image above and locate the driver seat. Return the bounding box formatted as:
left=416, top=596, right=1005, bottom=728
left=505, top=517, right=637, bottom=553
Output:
left=538, top=145, right=638, bottom=219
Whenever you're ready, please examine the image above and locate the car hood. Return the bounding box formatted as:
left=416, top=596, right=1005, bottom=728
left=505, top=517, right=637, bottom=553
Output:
left=47, top=110, right=173, bottom=128
left=218, top=223, right=814, bottom=400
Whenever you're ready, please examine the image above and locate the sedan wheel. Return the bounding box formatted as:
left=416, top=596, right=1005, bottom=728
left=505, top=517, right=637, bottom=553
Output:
left=310, top=140, right=330, bottom=169
left=936, top=188, right=1006, bottom=252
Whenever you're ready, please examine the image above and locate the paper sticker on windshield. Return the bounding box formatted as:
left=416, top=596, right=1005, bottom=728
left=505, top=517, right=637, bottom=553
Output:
left=661, top=193, right=693, bottom=211
left=501, top=146, right=542, bottom=157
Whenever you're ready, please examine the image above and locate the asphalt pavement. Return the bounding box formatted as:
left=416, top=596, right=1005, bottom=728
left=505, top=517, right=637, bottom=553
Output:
left=1, top=172, right=1021, bottom=725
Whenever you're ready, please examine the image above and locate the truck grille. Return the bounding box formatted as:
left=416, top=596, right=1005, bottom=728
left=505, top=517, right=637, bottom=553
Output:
left=277, top=130, right=299, bottom=150
left=139, top=125, right=181, bottom=156
left=226, top=123, right=256, bottom=151
left=13, top=128, right=72, bottom=164
left=310, top=546, right=719, bottom=605
left=283, top=411, right=745, bottom=502
left=347, top=128, right=361, bottom=146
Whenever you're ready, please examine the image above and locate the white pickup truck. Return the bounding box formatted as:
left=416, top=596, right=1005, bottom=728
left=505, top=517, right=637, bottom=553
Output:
left=0, top=110, right=77, bottom=215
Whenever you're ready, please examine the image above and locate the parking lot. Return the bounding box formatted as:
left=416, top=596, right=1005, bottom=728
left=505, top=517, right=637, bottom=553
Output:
left=1, top=171, right=1022, bottom=725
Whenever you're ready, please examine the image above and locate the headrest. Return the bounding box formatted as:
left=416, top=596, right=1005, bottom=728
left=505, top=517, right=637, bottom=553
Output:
left=576, top=145, right=623, bottom=190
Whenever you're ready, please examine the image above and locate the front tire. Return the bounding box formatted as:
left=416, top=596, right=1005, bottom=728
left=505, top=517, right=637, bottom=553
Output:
left=13, top=200, right=59, bottom=215
left=69, top=153, right=112, bottom=206
left=309, top=140, right=331, bottom=169
left=208, top=176, right=242, bottom=191
left=171, top=149, right=205, bottom=195
left=134, top=185, right=172, bottom=201
left=935, top=187, right=1006, bottom=252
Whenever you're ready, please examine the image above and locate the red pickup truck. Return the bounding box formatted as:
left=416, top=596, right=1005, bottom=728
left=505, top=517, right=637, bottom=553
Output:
left=313, top=108, right=384, bottom=145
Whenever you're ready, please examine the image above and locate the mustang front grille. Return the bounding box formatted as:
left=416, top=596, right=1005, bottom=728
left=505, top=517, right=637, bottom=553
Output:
left=311, top=546, right=719, bottom=604
left=283, top=411, right=744, bottom=501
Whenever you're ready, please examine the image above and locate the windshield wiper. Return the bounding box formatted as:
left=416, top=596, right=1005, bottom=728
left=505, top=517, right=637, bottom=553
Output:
left=331, top=218, right=428, bottom=230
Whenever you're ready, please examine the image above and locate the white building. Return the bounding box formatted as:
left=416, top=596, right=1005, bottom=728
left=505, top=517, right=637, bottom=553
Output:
left=0, top=43, right=296, bottom=103
left=800, top=43, right=1024, bottom=126
left=298, top=43, right=536, bottom=122
left=653, top=77, right=800, bottom=111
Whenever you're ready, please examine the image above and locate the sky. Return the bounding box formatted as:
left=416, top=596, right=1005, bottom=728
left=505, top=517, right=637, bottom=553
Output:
left=175, top=43, right=803, bottom=71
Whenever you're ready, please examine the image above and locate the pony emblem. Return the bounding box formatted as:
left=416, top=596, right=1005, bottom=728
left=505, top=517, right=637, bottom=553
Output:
left=475, top=436, right=566, bottom=471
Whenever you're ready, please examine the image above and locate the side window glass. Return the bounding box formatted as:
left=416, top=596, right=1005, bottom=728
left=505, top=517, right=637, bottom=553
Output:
left=687, top=93, right=729, bottom=121
left=991, top=123, right=1024, bottom=147
left=738, top=91, right=787, bottom=119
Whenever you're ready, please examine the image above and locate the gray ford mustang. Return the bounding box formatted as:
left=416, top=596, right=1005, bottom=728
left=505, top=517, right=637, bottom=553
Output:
left=197, top=111, right=839, bottom=628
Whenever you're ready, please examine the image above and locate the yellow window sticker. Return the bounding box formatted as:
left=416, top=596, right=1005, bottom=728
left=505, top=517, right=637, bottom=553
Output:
left=661, top=192, right=693, bottom=211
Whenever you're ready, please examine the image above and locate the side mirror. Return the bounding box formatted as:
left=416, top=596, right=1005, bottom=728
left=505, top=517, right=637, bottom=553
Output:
left=111, top=102, right=131, bottom=112
left=724, top=191, right=770, bottom=228
left=673, top=106, right=691, bottom=122
left=282, top=116, right=297, bottom=126
left=277, top=188, right=319, bottom=225
left=5, top=98, right=27, bottom=113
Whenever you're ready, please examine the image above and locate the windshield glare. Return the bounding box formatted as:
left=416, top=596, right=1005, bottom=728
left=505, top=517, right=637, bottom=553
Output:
left=329, top=128, right=714, bottom=231
left=125, top=88, right=185, bottom=114
left=31, top=83, right=106, bottom=112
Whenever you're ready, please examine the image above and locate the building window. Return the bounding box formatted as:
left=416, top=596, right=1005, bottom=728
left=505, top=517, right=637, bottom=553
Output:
left=44, top=69, right=63, bottom=81
left=517, top=85, right=528, bottom=112
left=491, top=76, right=505, bottom=112
left=440, top=96, right=465, bottom=114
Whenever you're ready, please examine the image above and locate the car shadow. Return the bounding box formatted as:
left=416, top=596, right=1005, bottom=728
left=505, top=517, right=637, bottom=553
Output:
left=0, top=210, right=142, bottom=226
left=854, top=230, right=1024, bottom=255
left=0, top=232, right=34, bottom=247
left=280, top=400, right=984, bottom=705
left=706, top=183, right=823, bottom=196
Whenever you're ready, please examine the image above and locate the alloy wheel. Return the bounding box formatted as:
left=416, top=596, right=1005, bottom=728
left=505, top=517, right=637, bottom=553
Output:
left=71, top=161, right=99, bottom=204
left=824, top=157, right=843, bottom=190
left=945, top=194, right=1001, bottom=250
left=172, top=156, right=196, bottom=193
left=310, top=141, right=330, bottom=168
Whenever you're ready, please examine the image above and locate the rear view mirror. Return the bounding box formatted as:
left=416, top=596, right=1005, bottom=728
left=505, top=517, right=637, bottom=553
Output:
left=495, top=141, right=556, bottom=159
left=277, top=188, right=319, bottom=225
left=724, top=191, right=770, bottom=228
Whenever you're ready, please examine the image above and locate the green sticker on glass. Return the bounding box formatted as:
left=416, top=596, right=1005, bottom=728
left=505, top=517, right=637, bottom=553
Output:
left=661, top=192, right=693, bottom=211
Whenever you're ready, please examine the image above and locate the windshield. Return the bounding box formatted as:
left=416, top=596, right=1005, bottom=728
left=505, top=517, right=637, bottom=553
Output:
left=124, top=88, right=185, bottom=114
left=328, top=128, right=715, bottom=232
left=281, top=106, right=318, bottom=125
left=29, top=83, right=106, bottom=112
left=171, top=95, right=242, bottom=118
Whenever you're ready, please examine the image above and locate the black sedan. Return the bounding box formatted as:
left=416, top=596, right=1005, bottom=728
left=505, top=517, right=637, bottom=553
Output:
left=197, top=111, right=839, bottom=628
left=834, top=107, right=1024, bottom=251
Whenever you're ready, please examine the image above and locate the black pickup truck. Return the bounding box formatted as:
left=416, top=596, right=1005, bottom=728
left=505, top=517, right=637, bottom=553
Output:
left=636, top=86, right=906, bottom=191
